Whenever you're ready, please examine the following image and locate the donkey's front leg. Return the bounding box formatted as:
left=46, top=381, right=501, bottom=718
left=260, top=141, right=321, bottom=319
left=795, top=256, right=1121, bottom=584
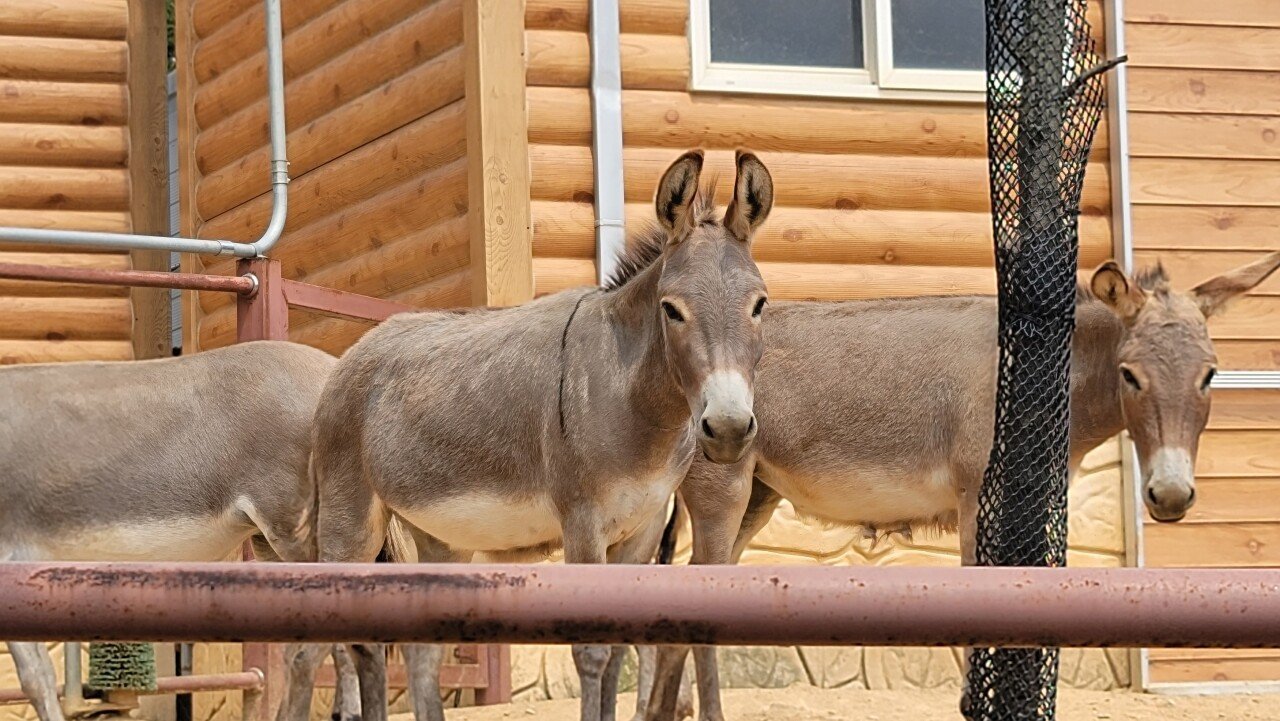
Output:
left=645, top=473, right=751, bottom=721
left=8, top=642, right=64, bottom=721
left=562, top=509, right=612, bottom=721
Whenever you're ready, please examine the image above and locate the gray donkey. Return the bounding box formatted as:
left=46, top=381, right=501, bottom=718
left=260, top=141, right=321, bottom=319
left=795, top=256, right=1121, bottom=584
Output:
left=277, top=150, right=774, bottom=721
left=639, top=252, right=1280, bottom=721
left=0, top=341, right=363, bottom=721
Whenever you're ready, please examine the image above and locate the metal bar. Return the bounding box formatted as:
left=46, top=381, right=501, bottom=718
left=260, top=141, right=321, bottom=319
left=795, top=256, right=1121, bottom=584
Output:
left=589, top=0, right=626, bottom=284
left=475, top=643, right=513, bottom=705
left=0, top=262, right=256, bottom=295
left=0, top=0, right=289, bottom=259
left=281, top=279, right=413, bottom=324
left=4, top=564, right=1280, bottom=648
left=0, top=672, right=263, bottom=705
left=64, top=641, right=83, bottom=709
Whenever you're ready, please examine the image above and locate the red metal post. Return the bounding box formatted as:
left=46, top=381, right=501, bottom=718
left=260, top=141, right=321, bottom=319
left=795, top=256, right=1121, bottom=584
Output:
left=281, top=279, right=412, bottom=323
left=475, top=644, right=512, bottom=705
left=237, top=258, right=288, bottom=343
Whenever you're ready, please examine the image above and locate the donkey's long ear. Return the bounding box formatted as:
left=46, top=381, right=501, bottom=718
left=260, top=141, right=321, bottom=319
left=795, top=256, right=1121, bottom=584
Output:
left=1190, top=250, right=1280, bottom=318
left=1091, top=261, right=1147, bottom=323
left=654, top=150, right=704, bottom=244
left=723, top=150, right=773, bottom=243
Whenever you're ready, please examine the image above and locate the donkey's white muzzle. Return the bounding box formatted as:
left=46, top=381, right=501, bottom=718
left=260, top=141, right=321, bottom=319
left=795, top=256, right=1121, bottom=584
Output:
left=696, top=371, right=756, bottom=464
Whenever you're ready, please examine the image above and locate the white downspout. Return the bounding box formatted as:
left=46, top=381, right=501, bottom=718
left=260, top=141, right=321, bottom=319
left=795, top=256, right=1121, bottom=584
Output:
left=589, top=0, right=626, bottom=284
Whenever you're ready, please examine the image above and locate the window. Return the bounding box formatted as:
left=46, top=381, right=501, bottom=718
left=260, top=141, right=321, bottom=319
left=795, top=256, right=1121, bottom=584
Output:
left=691, top=0, right=987, bottom=100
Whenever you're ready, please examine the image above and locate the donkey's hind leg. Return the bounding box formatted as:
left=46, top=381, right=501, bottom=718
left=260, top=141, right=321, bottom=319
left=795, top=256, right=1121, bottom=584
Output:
left=400, top=524, right=472, bottom=721
left=8, top=642, right=65, bottom=721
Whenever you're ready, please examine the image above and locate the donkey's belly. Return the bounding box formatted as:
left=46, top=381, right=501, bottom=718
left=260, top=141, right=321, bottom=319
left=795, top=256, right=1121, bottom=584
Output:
left=399, top=492, right=563, bottom=553
left=758, top=461, right=959, bottom=527
left=15, top=514, right=252, bottom=562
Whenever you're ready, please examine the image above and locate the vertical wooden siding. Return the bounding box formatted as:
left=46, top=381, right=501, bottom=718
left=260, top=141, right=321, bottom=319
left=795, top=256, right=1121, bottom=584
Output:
left=0, top=0, right=134, bottom=364
left=1126, top=0, right=1280, bottom=685
left=523, top=0, right=1113, bottom=298
left=178, top=0, right=470, bottom=356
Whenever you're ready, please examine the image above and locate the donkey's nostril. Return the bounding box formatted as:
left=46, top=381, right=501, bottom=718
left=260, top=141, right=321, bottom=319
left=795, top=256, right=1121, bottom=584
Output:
left=1188, top=487, right=1197, bottom=505
left=746, top=415, right=757, bottom=435
left=701, top=417, right=715, bottom=439
left=1147, top=486, right=1159, bottom=506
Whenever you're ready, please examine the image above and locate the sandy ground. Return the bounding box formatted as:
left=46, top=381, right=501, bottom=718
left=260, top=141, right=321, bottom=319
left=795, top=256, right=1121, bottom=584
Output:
left=418, top=686, right=1277, bottom=721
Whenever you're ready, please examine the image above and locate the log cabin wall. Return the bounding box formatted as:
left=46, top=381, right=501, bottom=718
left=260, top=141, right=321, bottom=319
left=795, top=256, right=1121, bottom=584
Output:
left=176, top=0, right=471, bottom=356
left=513, top=0, right=1132, bottom=694
left=1124, top=0, right=1280, bottom=687
left=0, top=0, right=167, bottom=365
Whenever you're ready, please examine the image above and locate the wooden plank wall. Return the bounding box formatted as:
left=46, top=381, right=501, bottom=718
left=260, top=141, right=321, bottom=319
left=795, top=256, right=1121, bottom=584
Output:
left=1125, top=0, right=1280, bottom=685
left=522, top=0, right=1113, bottom=298
left=177, top=0, right=470, bottom=356
left=0, top=0, right=135, bottom=364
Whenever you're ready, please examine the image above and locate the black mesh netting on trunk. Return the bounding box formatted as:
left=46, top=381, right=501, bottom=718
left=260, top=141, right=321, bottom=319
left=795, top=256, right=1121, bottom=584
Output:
left=964, top=0, right=1110, bottom=719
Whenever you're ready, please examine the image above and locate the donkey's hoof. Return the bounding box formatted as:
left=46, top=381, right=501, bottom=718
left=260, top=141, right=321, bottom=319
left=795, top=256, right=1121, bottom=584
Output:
left=331, top=714, right=361, bottom=721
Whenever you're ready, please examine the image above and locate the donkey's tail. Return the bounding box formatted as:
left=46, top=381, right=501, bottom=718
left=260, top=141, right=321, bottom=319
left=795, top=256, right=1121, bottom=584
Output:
left=656, top=496, right=682, bottom=565
left=377, top=515, right=416, bottom=563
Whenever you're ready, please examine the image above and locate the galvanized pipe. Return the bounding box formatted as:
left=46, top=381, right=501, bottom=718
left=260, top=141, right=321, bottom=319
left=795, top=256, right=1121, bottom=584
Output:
left=3, top=563, right=1280, bottom=648
left=0, top=262, right=258, bottom=295
left=589, top=0, right=626, bottom=284
left=0, top=0, right=289, bottom=259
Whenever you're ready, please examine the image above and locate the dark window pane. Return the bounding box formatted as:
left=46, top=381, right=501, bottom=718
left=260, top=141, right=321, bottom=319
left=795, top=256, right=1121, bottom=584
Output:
left=709, top=0, right=864, bottom=69
left=890, top=0, right=984, bottom=70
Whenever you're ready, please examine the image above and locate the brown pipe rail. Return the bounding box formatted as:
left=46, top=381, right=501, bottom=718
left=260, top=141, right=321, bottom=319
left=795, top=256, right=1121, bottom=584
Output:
left=3, top=563, right=1280, bottom=648
left=0, top=671, right=264, bottom=705
left=0, top=262, right=257, bottom=295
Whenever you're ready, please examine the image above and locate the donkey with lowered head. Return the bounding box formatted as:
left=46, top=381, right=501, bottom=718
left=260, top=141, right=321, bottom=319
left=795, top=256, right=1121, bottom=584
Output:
left=279, top=150, right=774, bottom=721
left=640, top=252, right=1280, bottom=721
left=0, top=341, right=362, bottom=721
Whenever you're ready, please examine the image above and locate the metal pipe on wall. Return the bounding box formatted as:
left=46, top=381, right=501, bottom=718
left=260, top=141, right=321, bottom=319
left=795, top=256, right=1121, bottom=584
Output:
left=0, top=0, right=289, bottom=259
left=589, top=0, right=627, bottom=284
left=4, top=563, right=1280, bottom=648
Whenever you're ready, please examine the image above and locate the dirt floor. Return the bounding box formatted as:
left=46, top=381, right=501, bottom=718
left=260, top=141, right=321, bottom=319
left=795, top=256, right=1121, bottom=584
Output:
left=421, top=686, right=1276, bottom=721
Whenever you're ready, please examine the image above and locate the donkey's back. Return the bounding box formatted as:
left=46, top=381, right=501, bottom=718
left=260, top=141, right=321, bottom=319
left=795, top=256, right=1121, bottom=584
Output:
left=0, top=340, right=335, bottom=562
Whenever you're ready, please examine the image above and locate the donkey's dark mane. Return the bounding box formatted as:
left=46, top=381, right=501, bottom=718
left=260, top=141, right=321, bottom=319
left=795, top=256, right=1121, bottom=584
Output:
left=602, top=181, right=719, bottom=292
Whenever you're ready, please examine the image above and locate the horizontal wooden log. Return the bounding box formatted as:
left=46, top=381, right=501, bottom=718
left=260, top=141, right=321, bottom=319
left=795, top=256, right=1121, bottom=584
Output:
left=1128, top=68, right=1280, bottom=116
left=1150, top=655, right=1280, bottom=684
left=197, top=38, right=463, bottom=217
left=0, top=0, right=127, bottom=40
left=531, top=201, right=1113, bottom=268
left=1192, top=296, right=1280, bottom=339
left=1128, top=23, right=1280, bottom=72
left=197, top=38, right=463, bottom=179
left=1214, top=340, right=1280, bottom=371
left=0, top=80, right=126, bottom=125
left=0, top=338, right=131, bottom=364
left=1145, top=520, right=1280, bottom=568
left=1128, top=112, right=1280, bottom=160
left=0, top=252, right=129, bottom=296
left=194, top=0, right=428, bottom=129
left=527, top=86, right=1110, bottom=158
left=198, top=158, right=468, bottom=315
left=526, top=0, right=687, bottom=35
left=192, top=0, right=333, bottom=84
left=0, top=165, right=128, bottom=211
left=1126, top=0, right=1280, bottom=28
left=0, top=36, right=126, bottom=83
left=1177, top=478, right=1280, bottom=524
left=195, top=102, right=466, bottom=290
left=0, top=210, right=130, bottom=253
left=1132, top=249, right=1280, bottom=295
left=526, top=29, right=688, bottom=90
left=1208, top=389, right=1280, bottom=430
left=0, top=296, right=130, bottom=340
left=0, top=123, right=126, bottom=167
left=529, top=145, right=1111, bottom=216
left=197, top=213, right=468, bottom=342
left=1131, top=157, right=1280, bottom=207
left=1132, top=205, right=1280, bottom=251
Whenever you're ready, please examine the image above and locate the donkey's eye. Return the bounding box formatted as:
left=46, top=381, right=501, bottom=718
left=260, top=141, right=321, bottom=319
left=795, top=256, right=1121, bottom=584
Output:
left=1201, top=368, right=1217, bottom=392
left=751, top=297, right=768, bottom=318
left=661, top=301, right=685, bottom=323
left=1121, top=367, right=1142, bottom=392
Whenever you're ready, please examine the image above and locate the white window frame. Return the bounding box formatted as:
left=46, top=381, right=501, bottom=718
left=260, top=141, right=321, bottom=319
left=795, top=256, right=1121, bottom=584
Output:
left=689, top=0, right=986, bottom=102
